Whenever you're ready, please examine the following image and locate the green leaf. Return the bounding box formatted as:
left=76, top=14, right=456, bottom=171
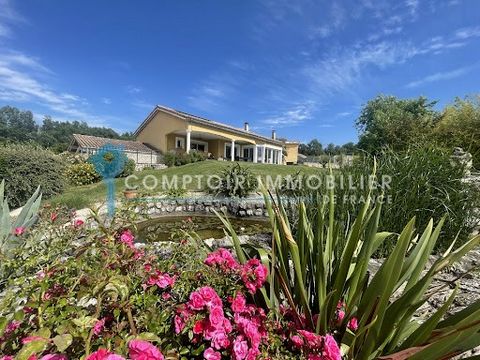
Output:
left=16, top=339, right=49, bottom=360
left=53, top=333, right=73, bottom=352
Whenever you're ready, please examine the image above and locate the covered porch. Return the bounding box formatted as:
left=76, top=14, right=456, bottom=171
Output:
left=167, top=128, right=283, bottom=164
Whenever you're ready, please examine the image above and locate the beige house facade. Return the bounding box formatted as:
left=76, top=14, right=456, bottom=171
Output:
left=134, top=106, right=299, bottom=165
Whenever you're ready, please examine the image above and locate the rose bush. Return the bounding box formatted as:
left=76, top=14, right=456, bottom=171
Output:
left=0, top=205, right=339, bottom=359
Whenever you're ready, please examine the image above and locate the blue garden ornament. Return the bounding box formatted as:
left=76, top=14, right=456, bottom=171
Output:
left=89, top=144, right=126, bottom=217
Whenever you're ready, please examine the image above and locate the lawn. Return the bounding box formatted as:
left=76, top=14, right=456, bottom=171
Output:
left=47, top=160, right=322, bottom=209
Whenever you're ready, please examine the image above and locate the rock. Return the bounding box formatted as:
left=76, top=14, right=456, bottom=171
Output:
left=451, top=147, right=473, bottom=176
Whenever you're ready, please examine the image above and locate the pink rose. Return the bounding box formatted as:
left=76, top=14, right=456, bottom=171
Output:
left=198, top=287, right=222, bottom=308
left=93, top=318, right=106, bottom=335
left=347, top=317, right=358, bottom=331
left=73, top=219, right=84, bottom=228
left=336, top=310, right=345, bottom=323
left=193, top=319, right=206, bottom=335
left=174, top=315, right=185, bottom=334
left=233, top=336, right=249, bottom=360
left=207, top=330, right=230, bottom=350
left=231, top=293, right=246, bottom=313
left=0, top=356, right=14, bottom=360
left=120, top=229, right=135, bottom=247
left=297, top=330, right=323, bottom=349
left=203, top=348, right=221, bottom=360
left=291, top=334, right=304, bottom=348
left=39, top=355, right=68, bottom=360
left=322, top=334, right=341, bottom=360
left=156, top=273, right=175, bottom=289
left=204, top=248, right=239, bottom=271
left=240, top=259, right=268, bottom=294
left=5, top=320, right=21, bottom=334
left=14, top=227, right=25, bottom=236
left=128, top=340, right=164, bottom=360
left=188, top=291, right=206, bottom=310
left=50, top=212, right=58, bottom=222
left=86, top=349, right=125, bottom=360
left=209, top=306, right=225, bottom=329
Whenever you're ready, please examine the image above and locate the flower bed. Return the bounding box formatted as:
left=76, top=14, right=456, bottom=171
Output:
left=0, top=208, right=342, bottom=359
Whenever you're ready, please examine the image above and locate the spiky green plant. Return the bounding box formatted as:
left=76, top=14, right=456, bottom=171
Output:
left=0, top=179, right=42, bottom=258
left=216, top=167, right=480, bottom=359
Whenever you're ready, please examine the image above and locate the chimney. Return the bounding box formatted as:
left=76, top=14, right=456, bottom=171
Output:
left=244, top=122, right=250, bottom=131
left=271, top=129, right=276, bottom=140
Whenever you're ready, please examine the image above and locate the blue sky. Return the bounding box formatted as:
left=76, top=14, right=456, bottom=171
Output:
left=0, top=0, right=479, bottom=144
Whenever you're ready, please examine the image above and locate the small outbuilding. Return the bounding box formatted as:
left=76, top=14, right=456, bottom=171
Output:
left=68, top=134, right=163, bottom=169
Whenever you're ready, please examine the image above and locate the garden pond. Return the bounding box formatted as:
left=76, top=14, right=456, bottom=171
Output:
left=137, top=215, right=271, bottom=242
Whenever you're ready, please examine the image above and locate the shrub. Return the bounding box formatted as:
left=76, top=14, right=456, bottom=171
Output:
left=347, top=147, right=479, bottom=253
left=209, top=162, right=258, bottom=198
left=118, top=158, right=136, bottom=177
left=58, top=151, right=87, bottom=165
left=0, top=205, right=278, bottom=359
left=164, top=150, right=207, bottom=167
left=0, top=143, right=65, bottom=208
left=64, top=162, right=101, bottom=186
left=163, top=187, right=187, bottom=198
left=281, top=147, right=479, bottom=254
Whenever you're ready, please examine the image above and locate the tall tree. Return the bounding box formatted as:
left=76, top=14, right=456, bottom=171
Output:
left=435, top=95, right=480, bottom=167
left=0, top=106, right=38, bottom=142
left=299, top=139, right=324, bottom=156
left=356, top=95, right=438, bottom=153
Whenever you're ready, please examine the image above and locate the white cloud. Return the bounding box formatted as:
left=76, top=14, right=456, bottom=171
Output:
left=405, top=66, right=474, bottom=88
left=303, top=41, right=417, bottom=96
left=0, top=51, right=118, bottom=126
left=101, top=97, right=112, bottom=105
left=311, top=1, right=346, bottom=39
left=125, top=85, right=142, bottom=94
left=455, top=26, right=480, bottom=40
left=303, top=25, right=480, bottom=97
left=261, top=102, right=315, bottom=127
left=187, top=69, right=242, bottom=112
left=0, top=0, right=26, bottom=38
left=405, top=0, right=419, bottom=16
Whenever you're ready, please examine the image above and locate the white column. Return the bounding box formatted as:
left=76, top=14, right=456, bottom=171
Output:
left=231, top=139, right=235, bottom=161
left=186, top=130, right=191, bottom=154
left=260, top=145, right=265, bottom=163
left=253, top=145, right=258, bottom=163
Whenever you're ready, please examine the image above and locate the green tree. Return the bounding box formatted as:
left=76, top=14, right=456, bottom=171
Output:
left=356, top=95, right=438, bottom=153
left=435, top=95, right=480, bottom=168
left=299, top=139, right=323, bottom=156
left=0, top=106, right=38, bottom=142
left=339, top=141, right=356, bottom=154
left=325, top=143, right=336, bottom=155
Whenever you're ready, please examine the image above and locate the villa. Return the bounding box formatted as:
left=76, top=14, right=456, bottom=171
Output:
left=134, top=105, right=299, bottom=165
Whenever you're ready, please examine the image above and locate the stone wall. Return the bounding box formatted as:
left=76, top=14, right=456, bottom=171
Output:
left=124, top=151, right=167, bottom=170
left=133, top=197, right=268, bottom=217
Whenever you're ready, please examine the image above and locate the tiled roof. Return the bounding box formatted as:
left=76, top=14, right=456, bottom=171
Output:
left=71, top=134, right=158, bottom=152
left=134, top=105, right=285, bottom=146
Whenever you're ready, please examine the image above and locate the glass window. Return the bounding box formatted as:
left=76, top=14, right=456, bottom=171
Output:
left=175, top=137, right=185, bottom=149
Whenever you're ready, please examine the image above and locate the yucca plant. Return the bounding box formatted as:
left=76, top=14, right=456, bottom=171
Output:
left=0, top=179, right=42, bottom=259
left=216, top=167, right=480, bottom=359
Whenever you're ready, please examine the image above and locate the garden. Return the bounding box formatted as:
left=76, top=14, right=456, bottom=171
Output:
left=1, top=95, right=480, bottom=359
